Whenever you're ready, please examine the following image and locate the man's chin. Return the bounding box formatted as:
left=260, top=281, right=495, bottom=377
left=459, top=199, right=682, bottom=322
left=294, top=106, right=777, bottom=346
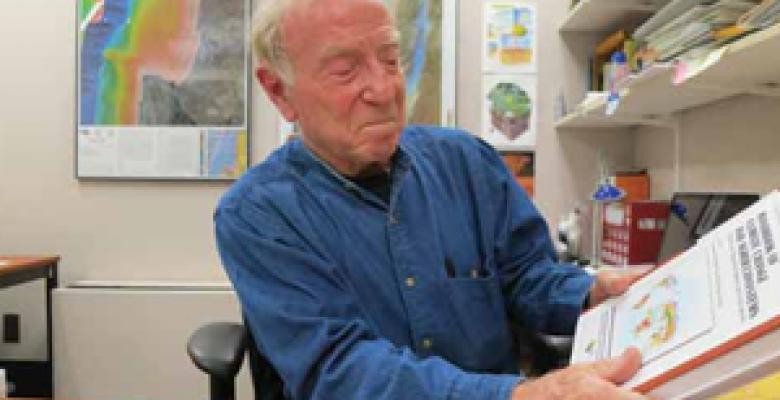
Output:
left=361, top=142, right=399, bottom=166
left=352, top=125, right=401, bottom=166
left=367, top=147, right=397, bottom=164
left=361, top=127, right=400, bottom=149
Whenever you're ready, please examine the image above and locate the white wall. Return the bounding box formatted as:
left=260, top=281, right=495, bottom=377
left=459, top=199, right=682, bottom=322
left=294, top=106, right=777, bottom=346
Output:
left=636, top=95, right=780, bottom=196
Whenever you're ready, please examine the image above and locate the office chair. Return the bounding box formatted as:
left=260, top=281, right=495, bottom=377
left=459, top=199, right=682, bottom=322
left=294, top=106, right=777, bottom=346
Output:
left=187, top=321, right=286, bottom=400
left=187, top=321, right=572, bottom=400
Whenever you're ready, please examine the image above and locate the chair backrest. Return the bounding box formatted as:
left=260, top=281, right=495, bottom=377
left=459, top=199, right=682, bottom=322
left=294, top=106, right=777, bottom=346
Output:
left=244, top=317, right=287, bottom=400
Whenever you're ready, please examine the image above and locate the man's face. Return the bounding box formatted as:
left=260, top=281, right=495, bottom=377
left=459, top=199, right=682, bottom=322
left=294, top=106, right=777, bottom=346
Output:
left=264, top=0, right=406, bottom=176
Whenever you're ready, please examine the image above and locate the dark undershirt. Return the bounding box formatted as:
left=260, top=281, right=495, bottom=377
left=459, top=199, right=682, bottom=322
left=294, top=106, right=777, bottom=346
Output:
left=349, top=152, right=398, bottom=204
left=351, top=171, right=393, bottom=204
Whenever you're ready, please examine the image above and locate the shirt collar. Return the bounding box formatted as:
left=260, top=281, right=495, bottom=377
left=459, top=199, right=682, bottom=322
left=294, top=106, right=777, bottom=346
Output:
left=285, top=133, right=413, bottom=207
left=289, top=133, right=413, bottom=189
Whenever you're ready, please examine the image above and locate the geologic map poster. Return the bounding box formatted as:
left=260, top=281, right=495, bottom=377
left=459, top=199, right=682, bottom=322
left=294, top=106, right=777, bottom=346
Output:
left=77, top=0, right=249, bottom=179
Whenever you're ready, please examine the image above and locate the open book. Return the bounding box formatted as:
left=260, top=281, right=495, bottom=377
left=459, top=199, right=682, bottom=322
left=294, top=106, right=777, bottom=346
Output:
left=571, top=190, right=780, bottom=399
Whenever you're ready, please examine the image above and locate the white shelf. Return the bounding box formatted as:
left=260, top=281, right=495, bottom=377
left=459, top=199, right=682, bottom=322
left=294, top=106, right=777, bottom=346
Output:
left=555, top=109, right=640, bottom=129
left=555, top=96, right=672, bottom=129
left=614, top=65, right=738, bottom=117
left=560, top=0, right=659, bottom=33
left=686, top=23, right=780, bottom=95
left=556, top=24, right=780, bottom=130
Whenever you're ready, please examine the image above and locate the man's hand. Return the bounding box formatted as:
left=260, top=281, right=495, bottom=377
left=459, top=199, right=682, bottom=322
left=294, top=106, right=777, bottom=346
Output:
left=588, top=268, right=650, bottom=308
left=511, top=348, right=647, bottom=400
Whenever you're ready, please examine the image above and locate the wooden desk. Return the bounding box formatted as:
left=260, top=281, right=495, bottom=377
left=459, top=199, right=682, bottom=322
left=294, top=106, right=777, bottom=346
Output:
left=0, top=257, right=59, bottom=289
left=0, top=256, right=58, bottom=398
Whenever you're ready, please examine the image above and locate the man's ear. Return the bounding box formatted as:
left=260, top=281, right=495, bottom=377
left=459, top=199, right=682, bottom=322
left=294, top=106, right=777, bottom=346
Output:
left=255, top=67, right=297, bottom=122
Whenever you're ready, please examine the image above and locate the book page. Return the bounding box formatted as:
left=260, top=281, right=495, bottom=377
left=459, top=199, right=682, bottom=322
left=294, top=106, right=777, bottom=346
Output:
left=570, top=297, right=616, bottom=364
left=611, top=248, right=715, bottom=366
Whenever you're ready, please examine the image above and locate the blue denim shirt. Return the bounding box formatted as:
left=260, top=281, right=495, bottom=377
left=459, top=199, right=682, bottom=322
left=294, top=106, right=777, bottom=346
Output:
left=215, top=126, right=594, bottom=400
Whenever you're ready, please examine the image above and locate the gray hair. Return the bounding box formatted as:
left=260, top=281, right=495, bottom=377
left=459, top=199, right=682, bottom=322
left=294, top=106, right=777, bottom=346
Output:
left=251, top=0, right=313, bottom=85
left=252, top=0, right=396, bottom=85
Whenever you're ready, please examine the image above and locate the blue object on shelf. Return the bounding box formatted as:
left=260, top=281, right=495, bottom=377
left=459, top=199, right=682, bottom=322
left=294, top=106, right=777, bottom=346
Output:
left=670, top=201, right=689, bottom=226
left=610, top=50, right=627, bottom=64
left=592, top=182, right=625, bottom=202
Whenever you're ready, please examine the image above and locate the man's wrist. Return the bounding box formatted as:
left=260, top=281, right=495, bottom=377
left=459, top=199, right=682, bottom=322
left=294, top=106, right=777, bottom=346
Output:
left=449, top=371, right=522, bottom=400
left=510, top=379, right=533, bottom=400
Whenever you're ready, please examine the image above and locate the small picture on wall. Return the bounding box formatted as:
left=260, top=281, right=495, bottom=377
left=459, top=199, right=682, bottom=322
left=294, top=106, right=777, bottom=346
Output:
left=483, top=1, right=536, bottom=73
left=500, top=151, right=535, bottom=197
left=482, top=74, right=536, bottom=149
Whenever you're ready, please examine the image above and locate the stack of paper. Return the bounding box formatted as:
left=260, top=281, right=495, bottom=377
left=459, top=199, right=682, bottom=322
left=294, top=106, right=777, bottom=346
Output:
left=642, top=0, right=757, bottom=61
left=634, top=0, right=713, bottom=41
left=739, top=0, right=780, bottom=29
left=574, top=92, right=608, bottom=114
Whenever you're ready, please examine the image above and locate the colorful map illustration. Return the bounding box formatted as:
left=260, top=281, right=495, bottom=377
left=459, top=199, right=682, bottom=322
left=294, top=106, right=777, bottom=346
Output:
left=386, top=0, right=444, bottom=125
left=612, top=260, right=715, bottom=364
left=77, top=0, right=248, bottom=179
left=78, top=0, right=246, bottom=126
left=204, top=130, right=247, bottom=179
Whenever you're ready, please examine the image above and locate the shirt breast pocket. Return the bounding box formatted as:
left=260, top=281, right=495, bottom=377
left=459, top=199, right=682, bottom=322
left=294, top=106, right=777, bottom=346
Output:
left=441, top=271, right=514, bottom=371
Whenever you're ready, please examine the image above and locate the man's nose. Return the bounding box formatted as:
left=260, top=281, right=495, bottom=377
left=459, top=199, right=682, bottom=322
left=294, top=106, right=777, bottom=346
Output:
left=361, top=61, right=398, bottom=104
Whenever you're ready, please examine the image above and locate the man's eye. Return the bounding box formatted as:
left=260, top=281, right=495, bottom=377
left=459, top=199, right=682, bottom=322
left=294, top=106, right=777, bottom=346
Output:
left=329, top=64, right=356, bottom=78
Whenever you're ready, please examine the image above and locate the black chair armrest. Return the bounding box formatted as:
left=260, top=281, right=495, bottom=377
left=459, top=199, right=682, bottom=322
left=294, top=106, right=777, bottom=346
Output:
left=535, top=333, right=574, bottom=364
left=187, top=322, right=248, bottom=381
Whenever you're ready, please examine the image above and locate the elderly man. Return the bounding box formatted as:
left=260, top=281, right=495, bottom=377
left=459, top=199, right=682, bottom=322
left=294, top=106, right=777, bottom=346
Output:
left=215, top=0, right=647, bottom=399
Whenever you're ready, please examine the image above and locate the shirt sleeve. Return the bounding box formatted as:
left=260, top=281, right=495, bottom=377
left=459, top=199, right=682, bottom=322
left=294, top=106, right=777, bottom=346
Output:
left=215, top=203, right=521, bottom=400
left=470, top=139, right=594, bottom=336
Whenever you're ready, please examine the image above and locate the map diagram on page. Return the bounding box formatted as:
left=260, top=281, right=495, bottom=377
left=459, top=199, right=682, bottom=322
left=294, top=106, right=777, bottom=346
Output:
left=611, top=254, right=716, bottom=365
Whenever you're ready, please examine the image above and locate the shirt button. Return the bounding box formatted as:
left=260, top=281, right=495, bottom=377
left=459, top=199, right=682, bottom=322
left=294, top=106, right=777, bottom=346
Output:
left=405, top=277, right=416, bottom=288
left=422, top=338, right=433, bottom=349
left=389, top=214, right=399, bottom=225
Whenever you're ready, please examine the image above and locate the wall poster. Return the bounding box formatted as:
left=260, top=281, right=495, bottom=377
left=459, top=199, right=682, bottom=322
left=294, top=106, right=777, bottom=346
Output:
left=483, top=1, right=536, bottom=74
left=482, top=73, right=536, bottom=149
left=481, top=1, right=537, bottom=150
left=77, top=0, right=250, bottom=180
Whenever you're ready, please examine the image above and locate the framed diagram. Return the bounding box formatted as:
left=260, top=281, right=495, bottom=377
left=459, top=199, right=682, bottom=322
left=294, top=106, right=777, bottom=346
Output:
left=482, top=73, right=537, bottom=149
left=483, top=1, right=537, bottom=74
left=76, top=0, right=251, bottom=180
